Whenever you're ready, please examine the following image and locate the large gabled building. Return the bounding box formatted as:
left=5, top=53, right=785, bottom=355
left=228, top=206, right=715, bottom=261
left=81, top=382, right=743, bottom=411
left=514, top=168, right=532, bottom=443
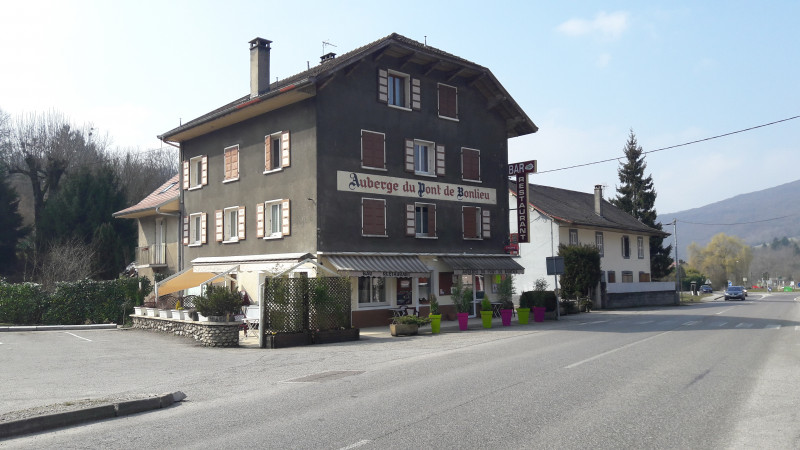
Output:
left=158, top=33, right=536, bottom=327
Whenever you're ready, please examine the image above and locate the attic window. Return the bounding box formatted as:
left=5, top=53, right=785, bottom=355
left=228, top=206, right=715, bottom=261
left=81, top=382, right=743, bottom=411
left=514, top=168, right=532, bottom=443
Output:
left=161, top=182, right=177, bottom=194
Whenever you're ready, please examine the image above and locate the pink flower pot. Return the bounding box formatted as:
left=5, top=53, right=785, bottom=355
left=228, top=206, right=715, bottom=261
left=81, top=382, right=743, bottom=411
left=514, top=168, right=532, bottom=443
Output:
left=457, top=312, right=469, bottom=331
left=500, top=309, right=513, bottom=326
left=533, top=306, right=546, bottom=323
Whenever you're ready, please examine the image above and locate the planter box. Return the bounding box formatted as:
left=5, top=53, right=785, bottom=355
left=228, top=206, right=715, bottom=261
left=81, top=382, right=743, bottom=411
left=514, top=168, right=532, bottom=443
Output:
left=158, top=309, right=172, bottom=319
left=314, top=328, right=360, bottom=344
left=197, top=313, right=209, bottom=322
left=264, top=331, right=312, bottom=349
left=390, top=323, right=419, bottom=336
left=133, top=306, right=145, bottom=316
left=146, top=308, right=158, bottom=317
left=171, top=309, right=183, bottom=320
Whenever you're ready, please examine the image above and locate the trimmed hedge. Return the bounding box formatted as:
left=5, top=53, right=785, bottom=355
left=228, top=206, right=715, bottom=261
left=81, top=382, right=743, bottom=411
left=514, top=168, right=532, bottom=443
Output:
left=0, top=277, right=150, bottom=325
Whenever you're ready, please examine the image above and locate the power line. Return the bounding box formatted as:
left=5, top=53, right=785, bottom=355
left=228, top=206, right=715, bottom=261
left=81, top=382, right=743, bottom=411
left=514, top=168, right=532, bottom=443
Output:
left=536, top=115, right=800, bottom=174
left=677, top=213, right=800, bottom=226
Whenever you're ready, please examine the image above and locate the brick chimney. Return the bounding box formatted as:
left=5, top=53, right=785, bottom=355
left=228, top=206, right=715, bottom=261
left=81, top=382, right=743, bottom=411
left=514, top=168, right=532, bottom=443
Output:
left=249, top=37, right=272, bottom=99
left=594, top=184, right=604, bottom=217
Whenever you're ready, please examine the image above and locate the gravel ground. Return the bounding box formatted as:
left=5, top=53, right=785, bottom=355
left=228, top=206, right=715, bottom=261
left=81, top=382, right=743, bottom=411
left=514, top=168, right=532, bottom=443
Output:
left=0, top=393, right=162, bottom=423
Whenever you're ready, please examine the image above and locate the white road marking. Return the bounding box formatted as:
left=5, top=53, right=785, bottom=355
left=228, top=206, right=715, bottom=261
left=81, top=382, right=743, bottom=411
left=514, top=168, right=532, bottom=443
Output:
left=64, top=332, right=92, bottom=342
left=635, top=320, right=655, bottom=324
left=340, top=440, right=371, bottom=450
left=564, top=330, right=673, bottom=369
left=765, top=324, right=781, bottom=329
left=579, top=320, right=611, bottom=326
left=715, top=308, right=734, bottom=315
left=735, top=323, right=753, bottom=329
left=714, top=322, right=728, bottom=327
left=682, top=321, right=700, bottom=326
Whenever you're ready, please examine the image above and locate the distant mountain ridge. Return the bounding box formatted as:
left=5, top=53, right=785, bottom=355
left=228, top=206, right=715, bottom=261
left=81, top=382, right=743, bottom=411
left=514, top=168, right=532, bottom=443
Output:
left=657, top=179, right=800, bottom=258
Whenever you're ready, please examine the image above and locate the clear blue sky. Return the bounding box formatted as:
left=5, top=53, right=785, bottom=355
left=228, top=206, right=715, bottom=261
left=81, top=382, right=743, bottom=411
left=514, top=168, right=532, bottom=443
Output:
left=1, top=0, right=797, bottom=215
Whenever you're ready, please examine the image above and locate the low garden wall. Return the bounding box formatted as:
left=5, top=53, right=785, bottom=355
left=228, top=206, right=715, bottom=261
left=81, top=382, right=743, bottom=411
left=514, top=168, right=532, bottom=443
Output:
left=131, top=315, right=239, bottom=347
left=604, top=290, right=677, bottom=309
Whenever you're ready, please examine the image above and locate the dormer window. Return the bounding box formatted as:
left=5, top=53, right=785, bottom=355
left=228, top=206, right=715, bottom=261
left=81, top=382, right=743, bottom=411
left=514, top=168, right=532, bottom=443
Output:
left=378, top=69, right=420, bottom=111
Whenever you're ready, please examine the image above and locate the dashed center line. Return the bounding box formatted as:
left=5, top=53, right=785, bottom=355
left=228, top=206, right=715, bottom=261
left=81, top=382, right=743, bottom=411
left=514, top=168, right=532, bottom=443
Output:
left=765, top=324, right=781, bottom=329
left=635, top=320, right=654, bottom=324
left=340, top=440, right=371, bottom=450
left=682, top=321, right=700, bottom=326
left=735, top=323, right=753, bottom=329
left=565, top=330, right=673, bottom=369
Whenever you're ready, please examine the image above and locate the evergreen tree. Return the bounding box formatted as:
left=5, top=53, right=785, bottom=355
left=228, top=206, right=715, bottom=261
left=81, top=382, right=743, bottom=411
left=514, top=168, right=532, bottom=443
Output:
left=610, top=130, right=673, bottom=280
left=0, top=165, right=31, bottom=278
left=37, top=166, right=135, bottom=280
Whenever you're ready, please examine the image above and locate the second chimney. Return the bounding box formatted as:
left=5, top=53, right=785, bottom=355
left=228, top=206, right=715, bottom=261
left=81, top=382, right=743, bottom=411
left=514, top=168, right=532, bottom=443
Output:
left=249, top=37, right=272, bottom=99
left=594, top=184, right=604, bottom=217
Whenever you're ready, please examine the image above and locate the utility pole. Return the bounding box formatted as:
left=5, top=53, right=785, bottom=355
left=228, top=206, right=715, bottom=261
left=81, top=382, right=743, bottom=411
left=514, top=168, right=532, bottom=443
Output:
left=673, top=219, right=680, bottom=304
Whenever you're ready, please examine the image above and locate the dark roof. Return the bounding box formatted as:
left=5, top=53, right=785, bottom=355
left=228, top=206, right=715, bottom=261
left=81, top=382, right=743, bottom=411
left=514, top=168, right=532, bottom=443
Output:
left=113, top=174, right=180, bottom=218
left=511, top=182, right=669, bottom=237
left=159, top=32, right=537, bottom=142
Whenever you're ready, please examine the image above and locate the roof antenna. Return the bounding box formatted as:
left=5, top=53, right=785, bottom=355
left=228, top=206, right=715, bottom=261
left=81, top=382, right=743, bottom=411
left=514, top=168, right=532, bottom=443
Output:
left=322, top=40, right=337, bottom=55
left=424, top=35, right=427, bottom=46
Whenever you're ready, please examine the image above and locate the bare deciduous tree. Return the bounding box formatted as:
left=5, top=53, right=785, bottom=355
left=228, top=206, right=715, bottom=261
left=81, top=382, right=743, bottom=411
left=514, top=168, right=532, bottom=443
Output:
left=109, top=147, right=178, bottom=206
left=39, top=238, right=98, bottom=291
left=0, top=110, right=106, bottom=227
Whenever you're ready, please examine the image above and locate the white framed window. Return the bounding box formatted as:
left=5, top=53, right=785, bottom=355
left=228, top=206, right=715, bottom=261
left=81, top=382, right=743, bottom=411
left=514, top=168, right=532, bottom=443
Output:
left=622, top=235, right=631, bottom=259
left=358, top=276, right=386, bottom=305
left=215, top=207, right=245, bottom=243
left=569, top=229, right=579, bottom=245
left=414, top=140, right=435, bottom=176
left=184, top=155, right=207, bottom=190
left=637, top=236, right=645, bottom=259
left=388, top=70, right=410, bottom=109
left=257, top=199, right=290, bottom=239
left=225, top=207, right=239, bottom=242
left=622, top=271, right=634, bottom=283
left=264, top=131, right=290, bottom=173
left=406, top=203, right=436, bottom=238
left=188, top=212, right=206, bottom=246
left=223, top=145, right=239, bottom=182
left=595, top=232, right=604, bottom=257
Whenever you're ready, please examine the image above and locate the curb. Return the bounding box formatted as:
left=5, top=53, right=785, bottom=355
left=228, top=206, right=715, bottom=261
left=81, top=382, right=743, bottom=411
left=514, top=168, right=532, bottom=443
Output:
left=0, top=324, right=118, bottom=332
left=0, top=391, right=186, bottom=440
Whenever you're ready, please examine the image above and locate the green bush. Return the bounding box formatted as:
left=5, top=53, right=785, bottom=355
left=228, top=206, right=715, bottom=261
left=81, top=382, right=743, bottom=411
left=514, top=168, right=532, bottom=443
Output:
left=1, top=277, right=149, bottom=325
left=481, top=298, right=492, bottom=312
left=518, top=291, right=535, bottom=309
left=0, top=280, right=48, bottom=324
left=390, top=315, right=431, bottom=326
left=195, top=285, right=243, bottom=317
left=428, top=294, right=440, bottom=315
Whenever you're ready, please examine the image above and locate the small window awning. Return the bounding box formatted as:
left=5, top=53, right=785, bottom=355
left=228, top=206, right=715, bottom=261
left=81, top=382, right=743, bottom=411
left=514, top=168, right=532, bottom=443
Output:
left=441, top=255, right=525, bottom=275
left=326, top=254, right=431, bottom=277
left=155, top=267, right=227, bottom=297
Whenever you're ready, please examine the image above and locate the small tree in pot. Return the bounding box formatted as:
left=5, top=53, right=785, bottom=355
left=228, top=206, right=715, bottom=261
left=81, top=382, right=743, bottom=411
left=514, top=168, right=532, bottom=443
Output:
left=450, top=279, right=473, bottom=331
left=195, top=285, right=243, bottom=322
left=428, top=294, right=442, bottom=334
left=497, top=275, right=516, bottom=326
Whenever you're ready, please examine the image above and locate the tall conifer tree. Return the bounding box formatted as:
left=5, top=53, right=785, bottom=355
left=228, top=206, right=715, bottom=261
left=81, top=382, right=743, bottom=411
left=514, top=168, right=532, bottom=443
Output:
left=610, top=130, right=673, bottom=279
left=0, top=165, right=30, bottom=278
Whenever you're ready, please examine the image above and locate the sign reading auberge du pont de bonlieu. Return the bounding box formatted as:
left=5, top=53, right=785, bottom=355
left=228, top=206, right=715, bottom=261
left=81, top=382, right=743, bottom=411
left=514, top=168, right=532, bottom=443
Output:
left=337, top=171, right=496, bottom=205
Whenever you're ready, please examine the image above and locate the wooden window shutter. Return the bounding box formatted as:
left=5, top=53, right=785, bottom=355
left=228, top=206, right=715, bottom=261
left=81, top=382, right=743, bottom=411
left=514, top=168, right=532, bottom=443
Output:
left=435, top=145, right=445, bottom=176
left=438, top=84, right=457, bottom=119
left=428, top=204, right=436, bottom=237
left=463, top=207, right=477, bottom=239
left=182, top=216, right=189, bottom=245
left=200, top=213, right=207, bottom=244
left=406, top=204, right=415, bottom=237
left=182, top=161, right=190, bottom=189
left=201, top=156, right=208, bottom=185
left=224, top=150, right=231, bottom=179
left=482, top=209, right=491, bottom=239
left=362, top=199, right=385, bottom=236
left=377, top=69, right=388, bottom=103
left=361, top=130, right=385, bottom=169
left=281, top=131, right=290, bottom=168
left=462, top=149, right=480, bottom=181
left=238, top=206, right=246, bottom=240
left=267, top=136, right=273, bottom=171
left=281, top=199, right=291, bottom=236
left=256, top=203, right=265, bottom=238
left=214, top=210, right=223, bottom=242
left=404, top=139, right=414, bottom=172
left=411, top=78, right=421, bottom=110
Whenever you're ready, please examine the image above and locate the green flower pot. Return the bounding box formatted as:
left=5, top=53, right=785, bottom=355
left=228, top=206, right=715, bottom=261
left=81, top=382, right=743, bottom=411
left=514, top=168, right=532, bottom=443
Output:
left=480, top=310, right=493, bottom=328
left=429, top=314, right=442, bottom=334
left=517, top=308, right=530, bottom=324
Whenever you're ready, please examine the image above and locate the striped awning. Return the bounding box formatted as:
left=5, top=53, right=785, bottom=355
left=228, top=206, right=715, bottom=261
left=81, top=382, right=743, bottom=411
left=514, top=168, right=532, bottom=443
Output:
left=440, top=256, right=525, bottom=275
left=325, top=254, right=431, bottom=277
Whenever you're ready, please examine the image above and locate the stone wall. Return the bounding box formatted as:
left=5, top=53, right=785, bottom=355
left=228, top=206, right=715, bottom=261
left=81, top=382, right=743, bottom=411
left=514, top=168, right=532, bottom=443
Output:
left=131, top=316, right=239, bottom=347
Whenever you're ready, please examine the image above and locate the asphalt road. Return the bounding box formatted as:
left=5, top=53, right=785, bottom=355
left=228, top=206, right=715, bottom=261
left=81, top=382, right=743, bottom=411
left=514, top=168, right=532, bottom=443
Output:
left=2, top=291, right=800, bottom=449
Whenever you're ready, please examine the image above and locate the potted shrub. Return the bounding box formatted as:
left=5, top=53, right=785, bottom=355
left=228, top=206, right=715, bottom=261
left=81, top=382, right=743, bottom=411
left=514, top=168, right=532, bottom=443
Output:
left=171, top=299, right=183, bottom=320
left=428, top=294, right=442, bottom=334
left=195, top=285, right=243, bottom=322
left=497, top=275, right=515, bottom=326
left=451, top=281, right=473, bottom=331
left=390, top=315, right=431, bottom=336
left=517, top=291, right=534, bottom=325
left=580, top=298, right=593, bottom=312
left=530, top=278, right=549, bottom=322
left=480, top=298, right=493, bottom=329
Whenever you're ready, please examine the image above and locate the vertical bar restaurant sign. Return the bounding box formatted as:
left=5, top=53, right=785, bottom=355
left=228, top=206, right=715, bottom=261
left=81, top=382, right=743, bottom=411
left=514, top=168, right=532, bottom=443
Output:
left=508, top=160, right=537, bottom=243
